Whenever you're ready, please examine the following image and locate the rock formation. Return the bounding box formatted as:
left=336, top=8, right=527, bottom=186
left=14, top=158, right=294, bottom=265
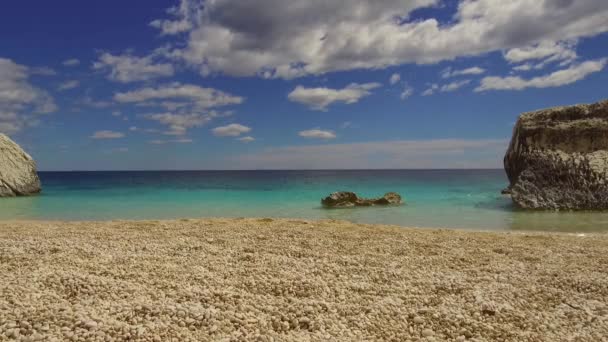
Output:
left=504, top=100, right=608, bottom=210
left=321, top=192, right=403, bottom=208
left=0, top=134, right=41, bottom=197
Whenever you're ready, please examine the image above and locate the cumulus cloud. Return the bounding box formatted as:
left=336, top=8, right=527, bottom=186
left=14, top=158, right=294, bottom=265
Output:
left=155, top=0, right=608, bottom=79
left=114, top=83, right=243, bottom=109
left=212, top=123, right=251, bottom=137
left=423, top=80, right=470, bottom=95
left=400, top=85, right=414, bottom=100
left=389, top=73, right=401, bottom=85
left=512, top=64, right=533, bottom=71
left=78, top=96, right=113, bottom=109
left=504, top=40, right=578, bottom=66
left=440, top=80, right=471, bottom=92
left=30, top=67, right=57, bottom=76
left=145, top=112, right=222, bottom=136
left=149, top=138, right=193, bottom=144
left=150, top=0, right=202, bottom=35
left=58, top=80, right=80, bottom=91
left=0, top=57, right=57, bottom=134
left=118, top=83, right=242, bottom=135
left=93, top=52, right=175, bottom=83
left=90, top=130, right=125, bottom=139
left=441, top=67, right=485, bottom=78
left=63, top=59, right=80, bottom=67
left=238, top=136, right=255, bottom=143
left=232, top=139, right=507, bottom=169
left=421, top=84, right=438, bottom=96
left=299, top=129, right=336, bottom=139
left=476, top=58, right=606, bottom=91
left=288, top=83, right=381, bottom=111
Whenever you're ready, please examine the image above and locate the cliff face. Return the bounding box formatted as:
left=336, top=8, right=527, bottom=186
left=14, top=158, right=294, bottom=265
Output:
left=0, top=134, right=41, bottom=197
left=504, top=100, right=608, bottom=210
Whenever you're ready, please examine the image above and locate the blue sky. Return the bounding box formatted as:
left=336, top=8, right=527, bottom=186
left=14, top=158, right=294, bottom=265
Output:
left=1, top=0, right=607, bottom=170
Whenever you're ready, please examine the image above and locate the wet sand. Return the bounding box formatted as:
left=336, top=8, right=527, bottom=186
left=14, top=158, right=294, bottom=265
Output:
left=0, top=218, right=607, bottom=341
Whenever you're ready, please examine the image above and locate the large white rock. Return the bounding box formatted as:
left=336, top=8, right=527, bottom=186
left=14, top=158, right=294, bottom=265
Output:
left=0, top=134, right=41, bottom=197
left=504, top=100, right=608, bottom=210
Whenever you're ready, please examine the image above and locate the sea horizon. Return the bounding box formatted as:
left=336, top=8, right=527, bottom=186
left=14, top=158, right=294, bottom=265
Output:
left=37, top=168, right=505, bottom=172
left=3, top=169, right=607, bottom=232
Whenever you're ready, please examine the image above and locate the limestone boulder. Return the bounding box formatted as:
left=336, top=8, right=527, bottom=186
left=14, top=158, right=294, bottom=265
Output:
left=0, top=134, right=41, bottom=197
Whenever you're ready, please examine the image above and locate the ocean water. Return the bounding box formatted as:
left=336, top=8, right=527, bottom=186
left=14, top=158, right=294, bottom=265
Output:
left=1, top=170, right=608, bottom=232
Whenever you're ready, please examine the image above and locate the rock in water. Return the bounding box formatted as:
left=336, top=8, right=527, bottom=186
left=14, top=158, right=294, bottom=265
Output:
left=504, top=100, right=608, bottom=210
left=322, top=192, right=403, bottom=208
left=0, top=134, right=41, bottom=197
left=321, top=191, right=359, bottom=208
left=372, top=192, right=402, bottom=205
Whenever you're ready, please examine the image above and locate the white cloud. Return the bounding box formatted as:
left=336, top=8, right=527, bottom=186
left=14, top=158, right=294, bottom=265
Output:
left=145, top=112, right=221, bottom=135
left=91, top=130, right=125, bottom=139
left=288, top=83, right=381, bottom=111
left=111, top=110, right=122, bottom=117
left=421, top=84, right=438, bottom=96
left=476, top=58, right=606, bottom=91
left=512, top=64, right=533, bottom=71
left=124, top=84, right=243, bottom=135
left=30, top=67, right=57, bottom=76
left=340, top=121, right=353, bottom=129
left=63, top=58, right=81, bottom=67
left=150, top=0, right=202, bottom=35
left=93, top=52, right=175, bottom=83
left=422, top=80, right=470, bottom=95
left=441, top=66, right=485, bottom=78
left=157, top=0, right=608, bottom=79
left=114, top=83, right=243, bottom=109
left=504, top=40, right=578, bottom=67
left=232, top=139, right=507, bottom=169
left=440, top=79, right=471, bottom=92
left=78, top=96, right=113, bottom=108
left=212, top=123, right=251, bottom=137
left=58, top=80, right=80, bottom=91
left=0, top=57, right=57, bottom=134
left=400, top=85, right=414, bottom=100
left=299, top=129, right=337, bottom=140
left=238, top=136, right=255, bottom=143
left=149, top=138, right=193, bottom=144
left=389, top=73, right=401, bottom=85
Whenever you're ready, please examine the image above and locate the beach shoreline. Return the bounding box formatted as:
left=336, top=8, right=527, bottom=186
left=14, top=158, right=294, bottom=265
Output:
left=1, top=218, right=607, bottom=341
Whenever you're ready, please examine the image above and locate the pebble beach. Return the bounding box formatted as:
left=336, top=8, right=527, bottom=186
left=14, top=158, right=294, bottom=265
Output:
left=1, top=218, right=607, bottom=341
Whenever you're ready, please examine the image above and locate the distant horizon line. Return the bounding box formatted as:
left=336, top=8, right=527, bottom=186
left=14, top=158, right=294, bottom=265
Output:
left=38, top=168, right=504, bottom=172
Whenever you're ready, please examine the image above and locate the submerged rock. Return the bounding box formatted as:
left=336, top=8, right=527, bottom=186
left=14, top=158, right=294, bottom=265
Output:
left=0, top=134, right=41, bottom=197
left=504, top=100, right=608, bottom=210
left=321, top=191, right=403, bottom=208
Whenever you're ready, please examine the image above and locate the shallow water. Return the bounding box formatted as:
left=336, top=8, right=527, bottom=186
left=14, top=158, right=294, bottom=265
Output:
left=1, top=170, right=608, bottom=232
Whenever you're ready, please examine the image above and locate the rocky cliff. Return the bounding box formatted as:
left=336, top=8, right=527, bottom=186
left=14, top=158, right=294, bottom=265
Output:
left=0, top=134, right=41, bottom=197
left=504, top=100, right=608, bottom=210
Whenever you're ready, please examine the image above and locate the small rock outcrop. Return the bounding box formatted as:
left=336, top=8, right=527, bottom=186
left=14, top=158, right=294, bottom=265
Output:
left=504, top=100, right=608, bottom=210
left=321, top=192, right=403, bottom=208
left=0, top=134, right=41, bottom=197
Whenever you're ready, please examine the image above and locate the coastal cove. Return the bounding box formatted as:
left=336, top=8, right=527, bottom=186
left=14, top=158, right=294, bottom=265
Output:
left=2, top=170, right=608, bottom=232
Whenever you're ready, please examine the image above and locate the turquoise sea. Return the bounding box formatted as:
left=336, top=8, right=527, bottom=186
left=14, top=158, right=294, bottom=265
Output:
left=1, top=170, right=607, bottom=232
